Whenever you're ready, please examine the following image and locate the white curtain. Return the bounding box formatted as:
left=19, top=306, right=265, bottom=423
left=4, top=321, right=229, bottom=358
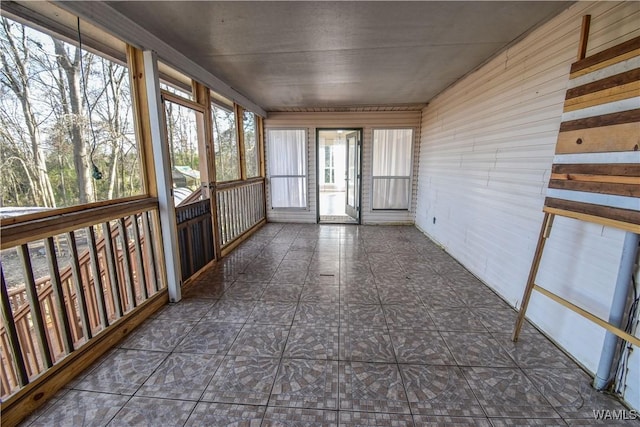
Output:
left=372, top=129, right=413, bottom=209
left=267, top=129, right=307, bottom=208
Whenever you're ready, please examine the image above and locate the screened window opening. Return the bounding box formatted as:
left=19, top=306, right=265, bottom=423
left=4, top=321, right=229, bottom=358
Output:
left=164, top=101, right=202, bottom=193
left=372, top=129, right=413, bottom=210
left=267, top=129, right=307, bottom=208
left=212, top=104, right=239, bottom=182
left=243, top=110, right=259, bottom=178
left=0, top=17, right=142, bottom=212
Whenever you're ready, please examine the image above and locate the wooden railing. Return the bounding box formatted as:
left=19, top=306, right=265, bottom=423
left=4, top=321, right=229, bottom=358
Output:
left=0, top=199, right=164, bottom=400
left=216, top=178, right=266, bottom=248
left=176, top=199, right=215, bottom=281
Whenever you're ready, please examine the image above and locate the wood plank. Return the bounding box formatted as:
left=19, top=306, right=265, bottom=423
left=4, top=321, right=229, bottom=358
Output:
left=43, top=237, right=74, bottom=354
left=543, top=204, right=640, bottom=234
left=86, top=227, right=109, bottom=329
left=102, top=222, right=123, bottom=318
left=18, top=245, right=53, bottom=369
left=0, top=290, right=168, bottom=427
left=549, top=179, right=639, bottom=197
left=577, top=15, right=590, bottom=61
left=512, top=213, right=554, bottom=342
left=559, top=108, right=640, bottom=133
left=117, top=218, right=136, bottom=311
left=0, top=266, right=29, bottom=387
left=1, top=198, right=158, bottom=250
left=555, top=122, right=640, bottom=154
left=141, top=212, right=159, bottom=293
left=550, top=172, right=640, bottom=185
left=563, top=80, right=640, bottom=113
left=551, top=163, right=640, bottom=177
left=66, top=232, right=92, bottom=341
left=129, top=215, right=148, bottom=301
left=570, top=36, right=640, bottom=75
left=533, top=284, right=640, bottom=347
left=566, top=68, right=640, bottom=100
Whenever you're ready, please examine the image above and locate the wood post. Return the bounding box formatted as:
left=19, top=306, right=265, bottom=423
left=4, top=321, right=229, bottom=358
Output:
left=512, top=212, right=555, bottom=341
left=578, top=15, right=591, bottom=60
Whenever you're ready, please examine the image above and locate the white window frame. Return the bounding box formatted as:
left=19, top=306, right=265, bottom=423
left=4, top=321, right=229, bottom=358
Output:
left=266, top=128, right=308, bottom=209
left=371, top=128, right=415, bottom=211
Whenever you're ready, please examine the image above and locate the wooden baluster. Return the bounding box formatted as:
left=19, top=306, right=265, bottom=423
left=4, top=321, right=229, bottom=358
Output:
left=87, top=226, right=109, bottom=329
left=142, top=212, right=159, bottom=293
left=0, top=265, right=29, bottom=387
left=129, top=215, right=148, bottom=302
left=18, top=245, right=53, bottom=370
left=117, top=218, right=136, bottom=310
left=66, top=232, right=92, bottom=341
left=44, top=237, right=75, bottom=355
left=102, top=222, right=123, bottom=318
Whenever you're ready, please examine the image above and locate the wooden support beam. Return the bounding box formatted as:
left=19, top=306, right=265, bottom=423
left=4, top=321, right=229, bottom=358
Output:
left=512, top=213, right=554, bottom=342
left=0, top=266, right=29, bottom=388
left=578, top=15, right=591, bottom=61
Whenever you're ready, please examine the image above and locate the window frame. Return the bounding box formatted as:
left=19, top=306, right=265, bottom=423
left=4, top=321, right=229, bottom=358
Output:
left=370, top=128, right=415, bottom=211
left=266, top=128, right=308, bottom=210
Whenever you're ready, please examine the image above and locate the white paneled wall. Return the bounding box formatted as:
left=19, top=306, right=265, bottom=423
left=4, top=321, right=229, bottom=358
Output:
left=264, top=111, right=421, bottom=224
left=416, top=1, right=640, bottom=409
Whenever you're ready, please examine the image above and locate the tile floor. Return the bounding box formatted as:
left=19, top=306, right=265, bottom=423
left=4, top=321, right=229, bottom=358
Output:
left=22, top=224, right=637, bottom=426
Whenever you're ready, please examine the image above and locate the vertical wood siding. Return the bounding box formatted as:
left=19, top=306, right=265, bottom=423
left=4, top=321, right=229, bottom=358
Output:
left=264, top=111, right=421, bottom=224
left=416, top=1, right=640, bottom=409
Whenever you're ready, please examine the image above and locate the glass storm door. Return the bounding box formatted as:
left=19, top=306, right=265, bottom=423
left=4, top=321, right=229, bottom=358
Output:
left=345, top=131, right=361, bottom=222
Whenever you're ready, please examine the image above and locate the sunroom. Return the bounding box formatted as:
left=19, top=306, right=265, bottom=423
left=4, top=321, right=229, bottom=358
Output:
left=1, top=1, right=639, bottom=426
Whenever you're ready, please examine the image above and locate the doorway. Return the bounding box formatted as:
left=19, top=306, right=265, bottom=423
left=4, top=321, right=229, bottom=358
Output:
left=317, top=129, right=362, bottom=224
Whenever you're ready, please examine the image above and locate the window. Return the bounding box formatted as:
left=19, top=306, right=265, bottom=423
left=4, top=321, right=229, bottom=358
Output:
left=371, top=129, right=413, bottom=210
left=243, top=110, right=259, bottom=178
left=267, top=129, right=307, bottom=208
left=0, top=17, right=142, bottom=212
left=212, top=104, right=239, bottom=182
left=324, top=146, right=335, bottom=184
left=164, top=101, right=202, bottom=191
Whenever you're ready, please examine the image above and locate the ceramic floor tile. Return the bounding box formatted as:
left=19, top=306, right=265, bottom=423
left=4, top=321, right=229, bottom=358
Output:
left=524, top=368, right=629, bottom=419
left=341, top=304, right=387, bottom=329
left=341, top=286, right=381, bottom=305
left=493, top=333, right=575, bottom=369
left=28, top=390, right=129, bottom=427
left=120, top=319, right=196, bottom=352
left=389, top=330, right=456, bottom=365
left=269, top=359, right=339, bottom=409
left=175, top=321, right=243, bottom=355
left=414, top=416, right=493, bottom=426
left=136, top=352, right=223, bottom=400
left=106, top=396, right=195, bottom=426
left=462, top=367, right=561, bottom=419
left=184, top=402, right=265, bottom=426
left=261, top=283, right=303, bottom=302
left=338, top=411, right=414, bottom=426
left=205, top=299, right=257, bottom=323
left=440, top=332, right=517, bottom=367
left=489, top=419, right=568, bottom=426
left=248, top=301, right=298, bottom=325
left=429, top=308, right=487, bottom=332
left=377, top=287, right=420, bottom=305
left=564, top=419, right=640, bottom=426
left=418, top=287, right=467, bottom=309
left=284, top=325, right=340, bottom=360
left=295, top=302, right=340, bottom=326
left=181, top=282, right=227, bottom=299
left=223, top=282, right=268, bottom=300
left=383, top=304, right=436, bottom=331
left=271, top=269, right=309, bottom=284
left=305, top=272, right=340, bottom=286
left=300, top=286, right=340, bottom=304
left=400, top=364, right=484, bottom=417
left=262, top=407, right=338, bottom=426
left=73, top=349, right=167, bottom=395
left=201, top=356, right=280, bottom=405
left=228, top=324, right=290, bottom=357
left=340, top=328, right=396, bottom=363
left=458, top=287, right=509, bottom=308
left=472, top=307, right=538, bottom=335
left=340, top=361, right=411, bottom=414
left=153, top=299, right=216, bottom=320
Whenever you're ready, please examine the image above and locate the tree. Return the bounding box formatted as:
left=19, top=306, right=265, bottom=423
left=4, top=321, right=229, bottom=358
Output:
left=0, top=18, right=56, bottom=207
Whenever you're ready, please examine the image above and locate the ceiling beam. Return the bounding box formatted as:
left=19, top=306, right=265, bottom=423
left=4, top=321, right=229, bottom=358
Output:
left=54, top=1, right=267, bottom=117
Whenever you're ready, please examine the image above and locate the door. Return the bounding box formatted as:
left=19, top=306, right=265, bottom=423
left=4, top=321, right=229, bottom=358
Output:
left=345, top=131, right=361, bottom=222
